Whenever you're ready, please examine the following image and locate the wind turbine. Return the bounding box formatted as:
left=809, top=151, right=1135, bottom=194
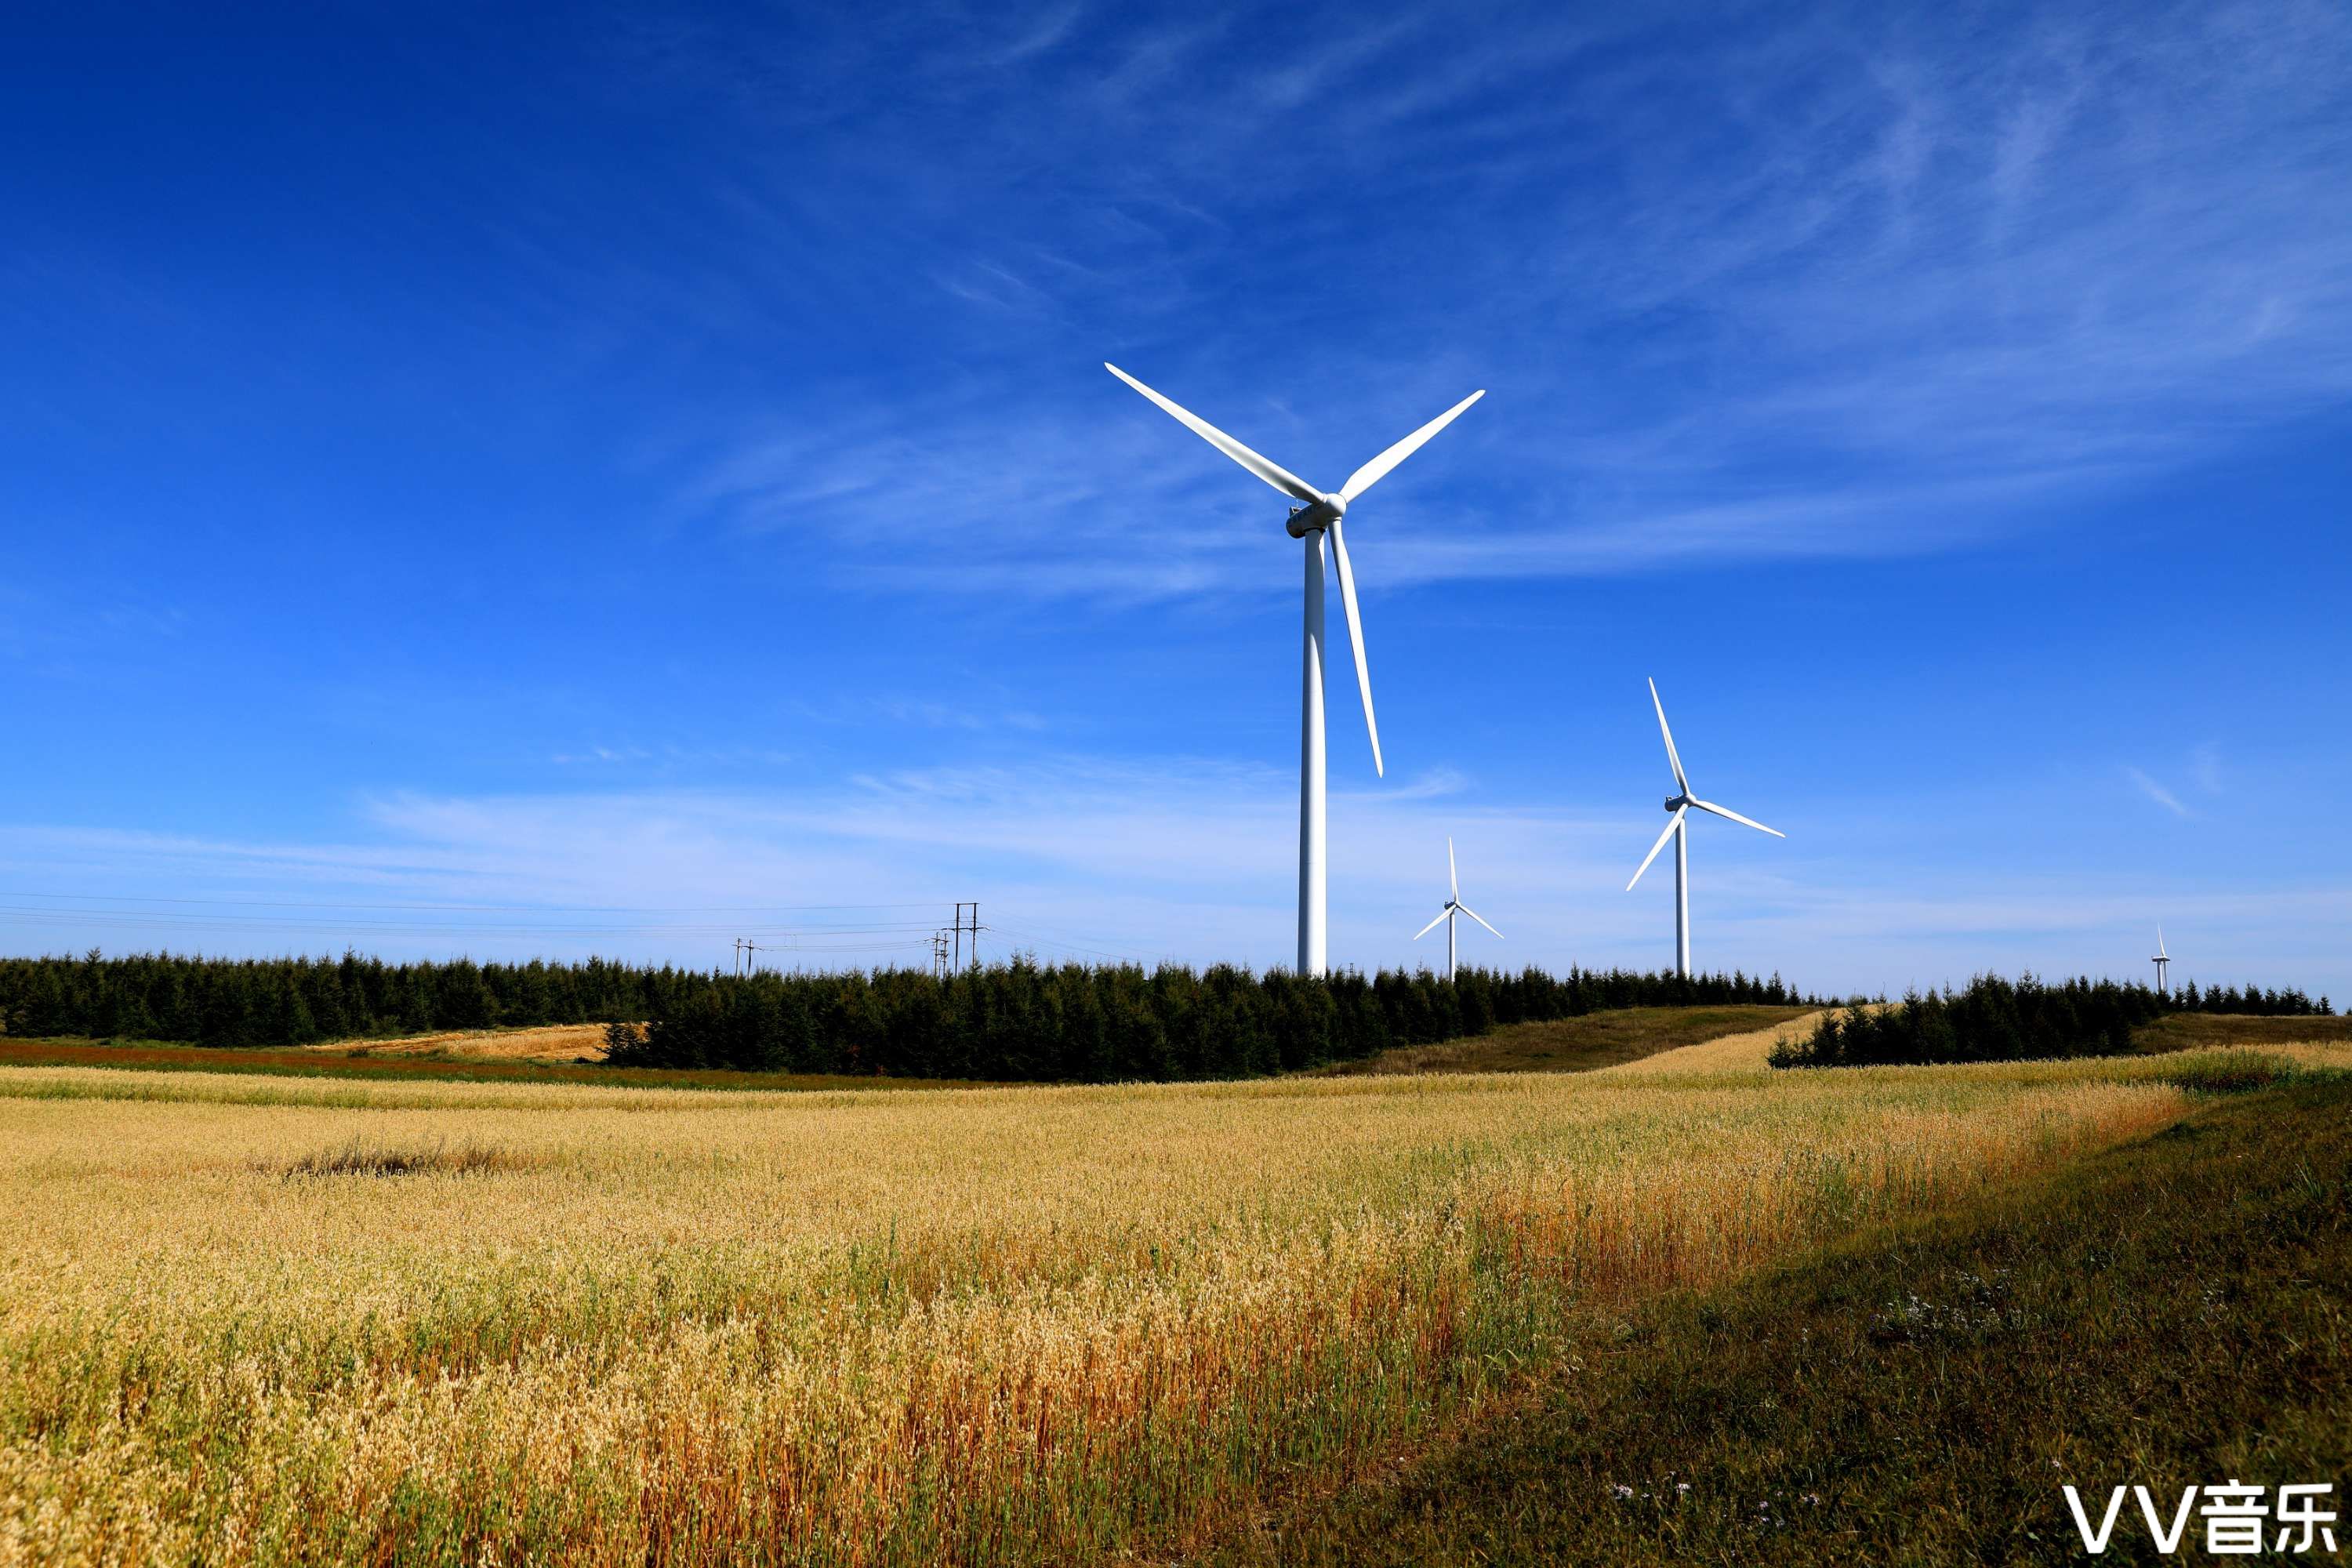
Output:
left=1412, top=836, right=1501, bottom=982
left=1625, top=678, right=1784, bottom=978
left=2152, top=927, right=2171, bottom=993
left=1106, top=362, right=1484, bottom=975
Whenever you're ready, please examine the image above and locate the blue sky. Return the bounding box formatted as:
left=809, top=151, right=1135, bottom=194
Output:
left=4, top=0, right=2349, bottom=997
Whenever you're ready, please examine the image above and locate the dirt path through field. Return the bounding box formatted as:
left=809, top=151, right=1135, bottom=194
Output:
left=299, top=1023, right=611, bottom=1064
left=1598, top=1009, right=1830, bottom=1075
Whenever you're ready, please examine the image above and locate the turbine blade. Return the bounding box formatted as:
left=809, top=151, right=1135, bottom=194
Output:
left=1627, top=808, right=1686, bottom=891
left=2158, top=926, right=2168, bottom=958
left=1649, top=677, right=1690, bottom=795
left=1338, top=389, right=1486, bottom=503
left=1104, top=363, right=1320, bottom=503
left=1457, top=902, right=1503, bottom=939
left=1327, top=514, right=1383, bottom=776
left=1686, top=797, right=1785, bottom=838
left=1411, top=909, right=1449, bottom=941
left=1448, top=836, right=1458, bottom=902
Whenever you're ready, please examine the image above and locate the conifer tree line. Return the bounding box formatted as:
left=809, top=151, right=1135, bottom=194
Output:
left=2165, top=979, right=2334, bottom=1016
left=8, top=953, right=2321, bottom=1080
left=599, top=960, right=1819, bottom=1078
left=1770, top=973, right=2334, bottom=1069
left=0, top=951, right=680, bottom=1047
left=0, top=949, right=1812, bottom=1076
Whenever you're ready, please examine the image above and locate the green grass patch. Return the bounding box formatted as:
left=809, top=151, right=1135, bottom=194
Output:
left=1221, top=1071, right=2352, bottom=1565
left=2132, top=1011, right=2352, bottom=1052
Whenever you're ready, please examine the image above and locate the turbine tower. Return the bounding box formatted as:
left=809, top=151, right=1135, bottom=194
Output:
left=1411, top=836, right=1501, bottom=982
left=2152, top=927, right=2171, bottom=993
left=1107, top=363, right=1483, bottom=975
left=1626, top=678, right=1784, bottom=978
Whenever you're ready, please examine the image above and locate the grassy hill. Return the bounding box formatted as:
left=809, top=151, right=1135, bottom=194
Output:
left=1218, top=1065, right=2352, bottom=1565
left=1310, top=1004, right=1818, bottom=1076
left=2132, top=1011, right=2352, bottom=1051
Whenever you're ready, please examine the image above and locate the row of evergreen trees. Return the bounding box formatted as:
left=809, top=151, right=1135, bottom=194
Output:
left=0, top=951, right=684, bottom=1048
left=2167, top=980, right=2333, bottom=1016
left=1770, top=973, right=2334, bottom=1069
left=11, top=950, right=2320, bottom=1080
left=0, top=949, right=1811, bottom=1076
left=601, top=960, right=1818, bottom=1080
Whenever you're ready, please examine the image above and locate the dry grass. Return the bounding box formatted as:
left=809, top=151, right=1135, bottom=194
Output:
left=1314, top=1006, right=1815, bottom=1076
left=308, top=1022, right=616, bottom=1063
left=0, top=1039, right=969, bottom=1094
left=2265, top=1038, right=2352, bottom=1071
left=274, top=1134, right=519, bottom=1179
left=0, top=1058, right=2193, bottom=1566
left=1601, top=1007, right=1836, bottom=1076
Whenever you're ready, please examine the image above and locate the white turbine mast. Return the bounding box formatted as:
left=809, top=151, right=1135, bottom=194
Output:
left=1106, top=363, right=1484, bottom=976
left=1625, top=678, right=1784, bottom=978
left=2152, top=927, right=2171, bottom=993
left=1411, top=835, right=1502, bottom=982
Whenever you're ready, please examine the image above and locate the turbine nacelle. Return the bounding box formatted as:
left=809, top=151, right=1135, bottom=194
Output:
left=1665, top=795, right=1687, bottom=814
left=1283, top=494, right=1346, bottom=538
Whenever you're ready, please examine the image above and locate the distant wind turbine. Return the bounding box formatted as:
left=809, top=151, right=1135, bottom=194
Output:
left=1106, top=362, right=1484, bottom=975
left=2152, top=927, right=2171, bottom=993
left=1411, top=837, right=1501, bottom=982
left=1625, top=679, right=1784, bottom=978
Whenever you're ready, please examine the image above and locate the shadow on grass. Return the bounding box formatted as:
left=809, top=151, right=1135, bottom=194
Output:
left=1217, top=1070, right=2352, bottom=1566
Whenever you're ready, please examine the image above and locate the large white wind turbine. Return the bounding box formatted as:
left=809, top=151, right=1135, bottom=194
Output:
left=1412, top=836, right=1501, bottom=982
left=1106, top=363, right=1484, bottom=975
left=1625, top=678, right=1784, bottom=978
left=2152, top=927, right=2171, bottom=993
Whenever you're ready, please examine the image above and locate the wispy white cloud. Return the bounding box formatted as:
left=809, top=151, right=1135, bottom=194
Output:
left=2190, top=742, right=2226, bottom=796
left=2125, top=764, right=2193, bottom=818
left=6, top=751, right=2345, bottom=992
left=657, top=0, right=2352, bottom=597
left=983, top=2, right=1084, bottom=67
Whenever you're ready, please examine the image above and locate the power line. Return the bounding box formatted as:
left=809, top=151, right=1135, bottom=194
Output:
left=0, top=906, right=952, bottom=937
left=0, top=893, right=1171, bottom=970
left=985, top=924, right=1164, bottom=966
left=984, top=914, right=1167, bottom=964
left=0, top=891, right=951, bottom=913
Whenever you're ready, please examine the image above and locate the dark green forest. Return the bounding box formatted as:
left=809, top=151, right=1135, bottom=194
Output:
left=601, top=960, right=1818, bottom=1079
left=0, top=950, right=1811, bottom=1080
left=0, top=951, right=674, bottom=1047
left=7, top=953, right=2325, bottom=1082
left=1771, top=972, right=2333, bottom=1069
left=2165, top=978, right=2333, bottom=1015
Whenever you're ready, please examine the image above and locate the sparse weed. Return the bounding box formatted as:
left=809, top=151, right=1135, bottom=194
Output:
left=275, top=1134, right=514, bottom=1179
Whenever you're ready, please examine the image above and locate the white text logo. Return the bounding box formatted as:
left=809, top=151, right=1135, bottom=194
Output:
left=2063, top=1482, right=2339, bottom=1555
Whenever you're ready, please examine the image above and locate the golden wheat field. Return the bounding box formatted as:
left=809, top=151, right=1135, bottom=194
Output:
left=0, top=1056, right=2223, bottom=1566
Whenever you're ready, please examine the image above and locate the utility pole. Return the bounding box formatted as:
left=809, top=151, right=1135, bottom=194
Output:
left=949, top=902, right=986, bottom=969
